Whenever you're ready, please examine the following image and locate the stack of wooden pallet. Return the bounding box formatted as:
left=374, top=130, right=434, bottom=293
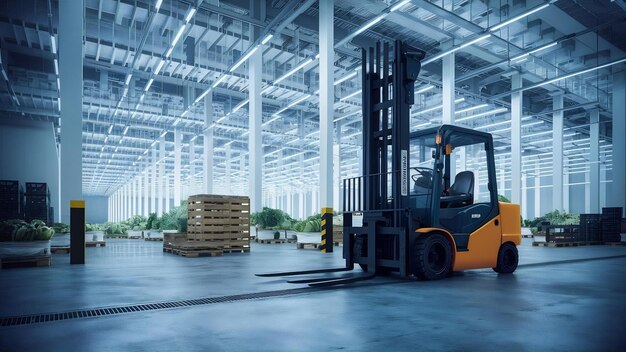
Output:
left=163, top=195, right=250, bottom=257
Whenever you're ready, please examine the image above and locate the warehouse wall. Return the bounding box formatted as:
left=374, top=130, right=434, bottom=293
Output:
left=0, top=118, right=59, bottom=222
left=84, top=195, right=108, bottom=224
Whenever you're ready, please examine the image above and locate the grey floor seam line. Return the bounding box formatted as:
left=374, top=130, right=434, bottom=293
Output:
left=2, top=254, right=625, bottom=327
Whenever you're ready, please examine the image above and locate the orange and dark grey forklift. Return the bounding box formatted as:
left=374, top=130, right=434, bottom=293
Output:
left=257, top=40, right=521, bottom=286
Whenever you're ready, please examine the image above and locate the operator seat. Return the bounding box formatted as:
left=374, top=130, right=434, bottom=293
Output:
left=440, top=171, right=474, bottom=208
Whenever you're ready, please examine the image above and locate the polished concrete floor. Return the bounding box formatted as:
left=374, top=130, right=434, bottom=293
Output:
left=1, top=238, right=625, bottom=351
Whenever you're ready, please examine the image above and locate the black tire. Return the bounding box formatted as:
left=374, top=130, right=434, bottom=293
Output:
left=413, top=233, right=452, bottom=280
left=493, top=242, right=518, bottom=274
left=353, top=235, right=391, bottom=275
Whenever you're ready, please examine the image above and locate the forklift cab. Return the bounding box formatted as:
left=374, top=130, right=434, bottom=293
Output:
left=410, top=125, right=500, bottom=250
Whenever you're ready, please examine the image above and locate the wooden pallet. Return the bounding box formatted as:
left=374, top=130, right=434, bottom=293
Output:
left=297, top=241, right=343, bottom=249
left=532, top=241, right=604, bottom=247
left=128, top=235, right=142, bottom=239
left=1, top=255, right=51, bottom=269
left=145, top=237, right=164, bottom=241
left=51, top=246, right=70, bottom=254
left=256, top=238, right=296, bottom=244
left=163, top=247, right=223, bottom=257
left=104, top=236, right=128, bottom=239
left=86, top=241, right=106, bottom=247
left=522, top=234, right=534, bottom=238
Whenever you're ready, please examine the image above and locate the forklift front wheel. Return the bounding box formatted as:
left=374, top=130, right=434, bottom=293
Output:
left=493, top=242, right=518, bottom=274
left=413, top=233, right=452, bottom=280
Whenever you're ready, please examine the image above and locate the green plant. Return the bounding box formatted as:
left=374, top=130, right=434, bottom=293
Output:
left=51, top=223, right=70, bottom=234
left=252, top=207, right=286, bottom=229
left=104, top=223, right=128, bottom=236
left=146, top=213, right=158, bottom=230
left=274, top=231, right=280, bottom=239
left=498, top=194, right=510, bottom=203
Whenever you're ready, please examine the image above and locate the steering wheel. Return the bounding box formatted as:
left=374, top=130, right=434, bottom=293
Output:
left=411, top=167, right=433, bottom=188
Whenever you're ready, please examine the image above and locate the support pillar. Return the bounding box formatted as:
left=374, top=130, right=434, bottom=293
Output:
left=521, top=172, right=528, bottom=220
left=534, top=161, right=541, bottom=218
left=319, top=0, right=334, bottom=213
left=333, top=121, right=342, bottom=211
left=510, top=73, right=522, bottom=205
left=552, top=94, right=564, bottom=211
left=189, top=137, right=196, bottom=196
left=442, top=53, right=455, bottom=178
left=611, top=70, right=626, bottom=216
left=151, top=148, right=157, bottom=215
left=249, top=42, right=262, bottom=212
left=203, top=94, right=214, bottom=194
left=174, top=129, right=182, bottom=207
left=589, top=110, right=600, bottom=213
left=143, top=168, right=149, bottom=216
left=158, top=136, right=165, bottom=215
left=59, top=0, right=84, bottom=223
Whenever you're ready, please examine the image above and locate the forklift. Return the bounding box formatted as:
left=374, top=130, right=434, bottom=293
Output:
left=257, top=40, right=521, bottom=286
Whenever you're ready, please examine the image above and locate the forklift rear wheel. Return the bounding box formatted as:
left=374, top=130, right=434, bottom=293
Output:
left=413, top=233, right=452, bottom=280
left=493, top=242, right=518, bottom=274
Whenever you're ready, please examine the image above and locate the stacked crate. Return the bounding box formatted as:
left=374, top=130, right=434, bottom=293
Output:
left=187, top=195, right=250, bottom=252
left=579, top=214, right=601, bottom=242
left=0, top=180, right=23, bottom=221
left=24, top=183, right=49, bottom=224
left=601, top=207, right=622, bottom=243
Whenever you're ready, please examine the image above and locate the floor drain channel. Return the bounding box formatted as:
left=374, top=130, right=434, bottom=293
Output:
left=0, top=287, right=316, bottom=328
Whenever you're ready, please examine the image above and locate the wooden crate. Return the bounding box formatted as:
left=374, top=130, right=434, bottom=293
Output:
left=333, top=226, right=343, bottom=243
left=163, top=233, right=187, bottom=248
left=1, top=255, right=51, bottom=269
left=187, top=195, right=251, bottom=248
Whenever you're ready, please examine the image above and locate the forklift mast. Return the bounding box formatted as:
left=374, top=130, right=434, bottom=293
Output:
left=360, top=41, right=424, bottom=226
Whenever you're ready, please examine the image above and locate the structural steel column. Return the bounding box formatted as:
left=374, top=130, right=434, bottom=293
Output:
left=151, top=149, right=157, bottom=215
left=225, top=144, right=231, bottom=195
left=589, top=110, right=600, bottom=213
left=552, top=94, right=564, bottom=211
left=131, top=178, right=135, bottom=218
left=143, top=169, right=149, bottom=216
left=249, top=46, right=262, bottom=212
left=510, top=73, right=522, bottom=205
left=442, top=53, right=455, bottom=177
left=165, top=175, right=170, bottom=213
left=174, top=129, right=182, bottom=206
left=138, top=173, right=143, bottom=217
left=612, top=70, right=626, bottom=217
left=563, top=157, right=569, bottom=213
left=59, top=0, right=84, bottom=223
left=319, top=0, right=334, bottom=214
left=534, top=161, right=541, bottom=218
left=521, top=173, right=528, bottom=220
left=203, top=94, right=214, bottom=194
left=158, top=136, right=165, bottom=215
left=189, top=137, right=196, bottom=196
left=333, top=121, right=342, bottom=211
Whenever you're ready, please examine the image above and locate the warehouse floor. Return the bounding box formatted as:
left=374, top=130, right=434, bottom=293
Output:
left=1, top=238, right=625, bottom=351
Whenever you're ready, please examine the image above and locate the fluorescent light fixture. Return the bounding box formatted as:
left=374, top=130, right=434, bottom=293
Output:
left=261, top=34, right=273, bottom=45
left=108, top=125, right=114, bottom=134
left=412, top=98, right=465, bottom=116
left=190, top=135, right=198, bottom=142
left=195, top=88, right=210, bottom=103
left=154, top=60, right=165, bottom=75
left=104, top=136, right=109, bottom=143
left=524, top=121, right=544, bottom=127
left=232, top=99, right=249, bottom=113
left=212, top=74, right=227, bottom=88
left=230, top=46, right=259, bottom=72
left=56, top=78, right=60, bottom=90
left=1, top=69, right=7, bottom=81
left=523, top=130, right=552, bottom=138
left=476, top=120, right=510, bottom=130
left=53, top=59, right=59, bottom=75
left=334, top=71, right=358, bottom=85
left=456, top=103, right=489, bottom=114
left=455, top=107, right=508, bottom=122
left=261, top=86, right=273, bottom=95
left=160, top=131, right=167, bottom=138
left=123, top=126, right=129, bottom=135
left=315, top=53, right=320, bottom=60
left=489, top=3, right=551, bottom=32
left=151, top=141, right=157, bottom=147
left=171, top=24, right=187, bottom=49
left=181, top=110, right=189, bottom=117
left=57, top=97, right=61, bottom=111
left=533, top=57, right=626, bottom=89
left=274, top=58, right=313, bottom=84
left=274, top=94, right=311, bottom=115
left=510, top=42, right=558, bottom=62
left=335, top=109, right=361, bottom=122
left=165, top=47, right=174, bottom=57
left=125, top=74, right=132, bottom=85
left=118, top=138, right=124, bottom=144
left=139, top=93, right=145, bottom=102
left=122, top=87, right=128, bottom=97
left=263, top=115, right=282, bottom=126
left=416, top=85, right=434, bottom=94
left=50, top=35, right=56, bottom=54
left=422, top=34, right=491, bottom=65
left=339, top=90, right=361, bottom=102
left=353, top=15, right=384, bottom=37
left=144, top=78, right=154, bottom=91
left=144, top=149, right=149, bottom=155
left=154, top=0, right=163, bottom=11
left=184, top=8, right=196, bottom=22
left=390, top=0, right=411, bottom=12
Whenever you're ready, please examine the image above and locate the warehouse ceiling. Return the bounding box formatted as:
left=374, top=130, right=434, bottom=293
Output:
left=0, top=0, right=623, bottom=196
